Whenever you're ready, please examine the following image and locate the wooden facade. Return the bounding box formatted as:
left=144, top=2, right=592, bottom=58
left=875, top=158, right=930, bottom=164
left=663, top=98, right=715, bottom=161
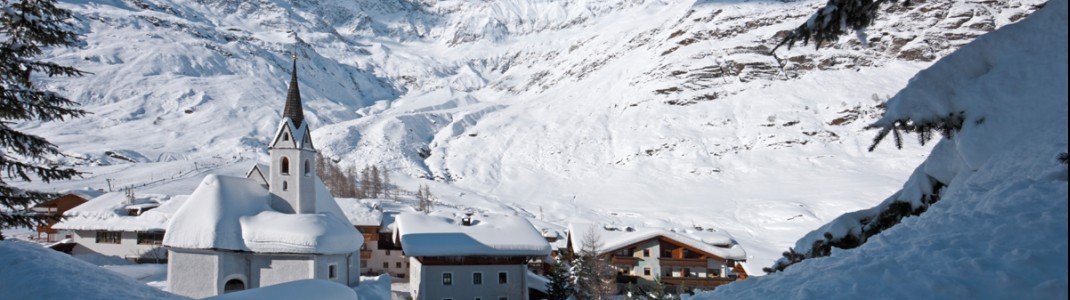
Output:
left=33, top=194, right=90, bottom=242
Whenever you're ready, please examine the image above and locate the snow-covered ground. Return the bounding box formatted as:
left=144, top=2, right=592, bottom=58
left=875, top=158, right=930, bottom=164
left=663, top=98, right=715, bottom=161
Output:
left=698, top=0, right=1068, bottom=297
left=0, top=240, right=182, bottom=299
left=13, top=0, right=1044, bottom=272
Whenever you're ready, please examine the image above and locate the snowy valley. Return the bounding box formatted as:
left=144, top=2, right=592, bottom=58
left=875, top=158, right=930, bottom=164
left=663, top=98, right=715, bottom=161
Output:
left=2, top=0, right=1066, bottom=299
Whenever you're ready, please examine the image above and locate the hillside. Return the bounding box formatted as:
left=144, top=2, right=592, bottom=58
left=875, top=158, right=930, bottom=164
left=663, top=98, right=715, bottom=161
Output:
left=14, top=0, right=1042, bottom=269
left=701, top=0, right=1068, bottom=297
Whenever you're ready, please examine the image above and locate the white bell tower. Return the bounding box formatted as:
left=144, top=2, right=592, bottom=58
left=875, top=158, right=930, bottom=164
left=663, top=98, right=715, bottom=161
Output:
left=267, top=53, right=316, bottom=214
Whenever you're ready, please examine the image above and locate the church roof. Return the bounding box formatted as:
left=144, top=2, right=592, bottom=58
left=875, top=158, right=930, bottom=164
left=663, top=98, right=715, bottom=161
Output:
left=282, top=54, right=305, bottom=126
left=163, top=175, right=362, bottom=255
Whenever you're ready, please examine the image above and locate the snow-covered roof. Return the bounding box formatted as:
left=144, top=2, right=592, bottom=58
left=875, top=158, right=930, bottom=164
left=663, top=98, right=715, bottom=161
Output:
left=163, top=174, right=362, bottom=255
left=335, top=198, right=383, bottom=226
left=567, top=222, right=747, bottom=261
left=53, top=192, right=186, bottom=232
left=397, top=213, right=552, bottom=257
left=63, top=187, right=106, bottom=201
left=0, top=240, right=181, bottom=299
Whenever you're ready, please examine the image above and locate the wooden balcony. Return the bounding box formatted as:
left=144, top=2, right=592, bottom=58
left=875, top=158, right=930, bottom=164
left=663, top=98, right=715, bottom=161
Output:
left=660, top=276, right=735, bottom=289
left=610, top=256, right=641, bottom=267
left=659, top=257, right=707, bottom=267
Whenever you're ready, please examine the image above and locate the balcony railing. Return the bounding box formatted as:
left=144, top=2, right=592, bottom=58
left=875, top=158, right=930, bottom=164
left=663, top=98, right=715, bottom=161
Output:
left=659, top=257, right=707, bottom=267
left=610, top=256, right=641, bottom=267
left=660, top=276, right=735, bottom=288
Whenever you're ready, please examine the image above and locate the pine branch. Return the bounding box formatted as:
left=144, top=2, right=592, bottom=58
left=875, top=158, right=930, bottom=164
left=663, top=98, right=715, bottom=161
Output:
left=772, top=0, right=910, bottom=53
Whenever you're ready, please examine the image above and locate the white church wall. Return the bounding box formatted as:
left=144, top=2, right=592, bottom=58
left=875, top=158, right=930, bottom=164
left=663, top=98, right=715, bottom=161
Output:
left=252, top=254, right=315, bottom=288
left=167, top=249, right=219, bottom=299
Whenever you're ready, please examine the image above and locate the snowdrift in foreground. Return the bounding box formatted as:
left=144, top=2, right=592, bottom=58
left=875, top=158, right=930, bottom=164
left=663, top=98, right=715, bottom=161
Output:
left=700, top=0, right=1068, bottom=298
left=206, top=279, right=357, bottom=300
left=0, top=240, right=182, bottom=299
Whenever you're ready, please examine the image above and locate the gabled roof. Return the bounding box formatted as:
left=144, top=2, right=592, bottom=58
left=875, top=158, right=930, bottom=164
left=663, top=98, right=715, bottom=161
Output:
left=567, top=222, right=747, bottom=261
left=397, top=213, right=551, bottom=257
left=163, top=175, right=362, bottom=255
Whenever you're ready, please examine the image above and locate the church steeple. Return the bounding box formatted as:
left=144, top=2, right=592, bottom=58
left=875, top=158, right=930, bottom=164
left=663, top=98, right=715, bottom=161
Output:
left=282, top=53, right=305, bottom=127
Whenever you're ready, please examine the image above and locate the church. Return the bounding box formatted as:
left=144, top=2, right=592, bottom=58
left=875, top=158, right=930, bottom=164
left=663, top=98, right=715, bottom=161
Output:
left=163, top=55, right=363, bottom=298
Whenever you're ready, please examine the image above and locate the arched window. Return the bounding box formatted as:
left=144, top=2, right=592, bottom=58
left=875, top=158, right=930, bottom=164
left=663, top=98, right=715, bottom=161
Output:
left=280, top=157, right=290, bottom=174
left=282, top=181, right=288, bottom=191
left=303, top=160, right=311, bottom=176
left=223, top=278, right=245, bottom=293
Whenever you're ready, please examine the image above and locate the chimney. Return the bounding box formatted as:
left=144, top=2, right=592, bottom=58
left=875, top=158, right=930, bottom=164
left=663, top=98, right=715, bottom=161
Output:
left=461, top=212, right=474, bottom=226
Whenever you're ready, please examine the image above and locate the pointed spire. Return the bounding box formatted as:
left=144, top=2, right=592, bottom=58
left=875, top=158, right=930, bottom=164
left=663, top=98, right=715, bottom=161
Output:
left=283, top=52, right=305, bottom=127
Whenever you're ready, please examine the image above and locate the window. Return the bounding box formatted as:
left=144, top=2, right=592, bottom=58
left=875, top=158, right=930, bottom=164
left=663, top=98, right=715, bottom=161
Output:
left=383, top=262, right=389, bottom=269
left=473, top=272, right=483, bottom=285
left=223, top=279, right=245, bottom=293
left=328, top=264, right=337, bottom=279
left=499, top=297, right=508, bottom=300
left=282, top=181, right=288, bottom=191
left=396, top=262, right=403, bottom=268
left=385, top=250, right=391, bottom=255
left=136, top=231, right=163, bottom=245
left=280, top=157, right=290, bottom=174
left=643, top=268, right=651, bottom=276
left=96, top=231, right=121, bottom=244
left=442, top=273, right=453, bottom=285
left=498, top=272, right=508, bottom=284
left=643, top=249, right=650, bottom=257
left=304, top=160, right=311, bottom=176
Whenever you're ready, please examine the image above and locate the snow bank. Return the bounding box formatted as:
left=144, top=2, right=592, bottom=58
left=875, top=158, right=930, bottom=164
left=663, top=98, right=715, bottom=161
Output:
left=0, top=240, right=182, bottom=299
left=355, top=274, right=393, bottom=299
left=163, top=174, right=361, bottom=254
left=397, top=212, right=552, bottom=257
left=53, top=192, right=186, bottom=232
left=701, top=0, right=1068, bottom=298
left=568, top=222, right=747, bottom=261
left=206, top=279, right=357, bottom=300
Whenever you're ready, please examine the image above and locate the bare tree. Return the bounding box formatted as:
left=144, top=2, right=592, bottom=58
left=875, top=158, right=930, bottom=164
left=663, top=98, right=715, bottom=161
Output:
left=574, top=228, right=615, bottom=300
left=416, top=184, right=434, bottom=214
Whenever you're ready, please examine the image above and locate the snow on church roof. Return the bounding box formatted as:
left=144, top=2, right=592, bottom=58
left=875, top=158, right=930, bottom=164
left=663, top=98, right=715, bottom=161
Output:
left=568, top=222, right=747, bottom=261
left=397, top=213, right=552, bottom=257
left=162, top=174, right=361, bottom=255
left=53, top=192, right=186, bottom=232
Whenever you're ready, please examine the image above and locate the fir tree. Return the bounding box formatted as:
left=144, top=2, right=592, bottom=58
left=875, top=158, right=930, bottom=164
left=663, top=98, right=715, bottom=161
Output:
left=545, top=259, right=573, bottom=300
left=1, top=0, right=87, bottom=240
left=773, top=0, right=910, bottom=53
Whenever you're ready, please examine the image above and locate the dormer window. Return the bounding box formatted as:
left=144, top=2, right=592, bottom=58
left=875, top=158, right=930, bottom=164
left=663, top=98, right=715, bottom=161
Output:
left=280, top=157, right=290, bottom=174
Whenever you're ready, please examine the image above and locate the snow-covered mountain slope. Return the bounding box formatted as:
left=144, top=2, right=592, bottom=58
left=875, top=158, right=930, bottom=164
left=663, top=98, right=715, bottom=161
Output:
left=16, top=0, right=1043, bottom=269
left=700, top=0, right=1068, bottom=297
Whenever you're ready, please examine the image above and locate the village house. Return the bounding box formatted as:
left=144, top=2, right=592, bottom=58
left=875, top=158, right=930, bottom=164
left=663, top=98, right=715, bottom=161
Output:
left=29, top=188, right=103, bottom=242
left=162, top=55, right=363, bottom=298
left=52, top=190, right=184, bottom=263
left=396, top=212, right=552, bottom=300
left=566, top=223, right=749, bottom=292
left=336, top=199, right=412, bottom=280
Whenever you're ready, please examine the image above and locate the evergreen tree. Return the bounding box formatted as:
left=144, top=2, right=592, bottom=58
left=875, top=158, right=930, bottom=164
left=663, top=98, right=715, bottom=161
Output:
left=773, top=0, right=908, bottom=52
left=545, top=259, right=573, bottom=300
left=1, top=0, right=87, bottom=240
